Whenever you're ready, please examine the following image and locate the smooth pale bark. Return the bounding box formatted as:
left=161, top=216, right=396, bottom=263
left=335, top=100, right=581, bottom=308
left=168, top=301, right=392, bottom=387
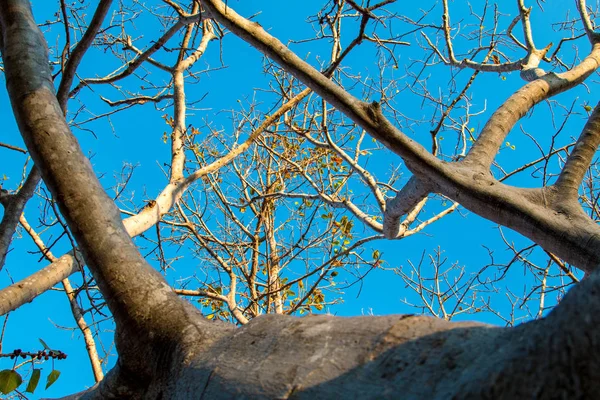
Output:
left=556, top=102, right=600, bottom=196
left=383, top=176, right=431, bottom=238
left=2, top=1, right=600, bottom=399
left=59, top=270, right=600, bottom=399
left=0, top=249, right=81, bottom=316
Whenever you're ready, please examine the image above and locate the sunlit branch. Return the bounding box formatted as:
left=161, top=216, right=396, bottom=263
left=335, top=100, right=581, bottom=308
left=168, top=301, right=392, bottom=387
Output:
left=406, top=202, right=459, bottom=236
left=202, top=0, right=442, bottom=178
left=258, top=137, right=383, bottom=232
left=120, top=40, right=172, bottom=72
left=176, top=204, right=249, bottom=324
left=464, top=41, right=600, bottom=170
left=170, top=18, right=216, bottom=180
left=69, top=12, right=201, bottom=98
left=19, top=215, right=104, bottom=382
left=423, top=0, right=552, bottom=77
left=517, top=0, right=535, bottom=51
left=576, top=0, right=599, bottom=42
left=282, top=235, right=382, bottom=314
left=383, top=175, right=431, bottom=239
left=556, top=102, right=600, bottom=197
left=0, top=142, right=26, bottom=154
left=100, top=93, right=173, bottom=107
left=499, top=143, right=575, bottom=181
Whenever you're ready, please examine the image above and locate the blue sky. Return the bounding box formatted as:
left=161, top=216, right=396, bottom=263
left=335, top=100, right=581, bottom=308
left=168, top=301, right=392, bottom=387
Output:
left=0, top=0, right=594, bottom=397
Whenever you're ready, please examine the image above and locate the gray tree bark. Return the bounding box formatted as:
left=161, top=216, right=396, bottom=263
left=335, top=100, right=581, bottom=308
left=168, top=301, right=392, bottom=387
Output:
left=1, top=0, right=599, bottom=398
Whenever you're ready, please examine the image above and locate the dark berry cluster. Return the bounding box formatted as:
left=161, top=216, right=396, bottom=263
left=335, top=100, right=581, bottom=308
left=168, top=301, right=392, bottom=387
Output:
left=5, top=349, right=67, bottom=360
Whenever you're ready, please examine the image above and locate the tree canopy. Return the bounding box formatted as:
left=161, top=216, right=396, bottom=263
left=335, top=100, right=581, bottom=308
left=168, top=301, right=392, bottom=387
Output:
left=0, top=0, right=599, bottom=397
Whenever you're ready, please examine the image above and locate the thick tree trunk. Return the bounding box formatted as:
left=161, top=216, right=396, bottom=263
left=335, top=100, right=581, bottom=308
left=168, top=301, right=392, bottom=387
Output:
left=63, top=272, right=600, bottom=399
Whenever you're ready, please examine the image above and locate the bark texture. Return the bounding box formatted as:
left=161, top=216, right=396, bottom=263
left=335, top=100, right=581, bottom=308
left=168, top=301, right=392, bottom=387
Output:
left=60, top=272, right=600, bottom=399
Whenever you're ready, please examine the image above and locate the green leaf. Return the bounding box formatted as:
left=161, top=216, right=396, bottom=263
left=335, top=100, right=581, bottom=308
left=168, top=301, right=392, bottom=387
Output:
left=25, top=369, right=41, bottom=393
left=0, top=370, right=22, bottom=394
left=45, top=370, right=61, bottom=389
left=584, top=104, right=593, bottom=112
left=39, top=338, right=50, bottom=350
left=372, top=250, right=380, bottom=260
